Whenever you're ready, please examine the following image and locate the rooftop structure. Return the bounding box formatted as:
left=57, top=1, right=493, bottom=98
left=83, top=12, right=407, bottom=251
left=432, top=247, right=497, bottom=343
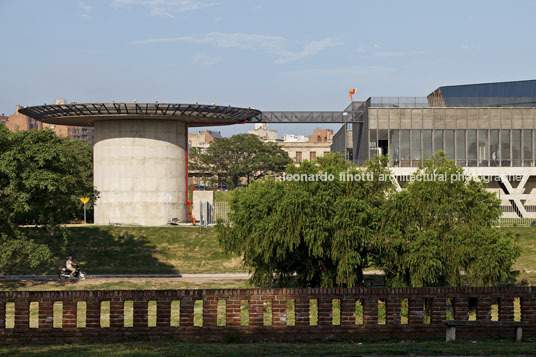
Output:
left=282, top=134, right=308, bottom=142
left=20, top=103, right=260, bottom=226
left=248, top=123, right=277, bottom=142
left=428, top=79, right=536, bottom=107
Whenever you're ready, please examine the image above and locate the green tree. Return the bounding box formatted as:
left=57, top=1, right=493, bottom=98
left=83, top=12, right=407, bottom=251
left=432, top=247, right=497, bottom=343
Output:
left=0, top=126, right=97, bottom=273
left=189, top=134, right=292, bottom=188
left=375, top=152, right=519, bottom=287
left=217, top=153, right=394, bottom=287
left=1, top=128, right=97, bottom=226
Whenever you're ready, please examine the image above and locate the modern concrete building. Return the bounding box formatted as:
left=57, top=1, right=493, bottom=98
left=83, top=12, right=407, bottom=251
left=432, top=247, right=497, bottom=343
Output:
left=331, top=124, right=353, bottom=160
left=19, top=103, right=260, bottom=226
left=336, top=80, right=536, bottom=218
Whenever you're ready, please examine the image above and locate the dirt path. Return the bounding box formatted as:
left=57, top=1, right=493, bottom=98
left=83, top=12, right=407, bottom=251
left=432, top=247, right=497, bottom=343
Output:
left=0, top=273, right=251, bottom=281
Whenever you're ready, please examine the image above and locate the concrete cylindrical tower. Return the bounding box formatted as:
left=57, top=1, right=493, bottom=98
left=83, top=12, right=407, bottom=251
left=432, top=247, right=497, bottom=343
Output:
left=93, top=119, right=187, bottom=226
left=19, top=103, right=261, bottom=226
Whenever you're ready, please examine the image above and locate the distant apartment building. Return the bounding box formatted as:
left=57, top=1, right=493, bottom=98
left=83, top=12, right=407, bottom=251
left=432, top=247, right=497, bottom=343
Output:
left=248, top=123, right=277, bottom=142
left=282, top=133, right=308, bottom=142
left=2, top=99, right=94, bottom=143
left=188, top=130, right=223, bottom=151
left=308, top=128, right=333, bottom=143
left=278, top=129, right=334, bottom=164
left=248, top=125, right=334, bottom=164
left=188, top=130, right=224, bottom=186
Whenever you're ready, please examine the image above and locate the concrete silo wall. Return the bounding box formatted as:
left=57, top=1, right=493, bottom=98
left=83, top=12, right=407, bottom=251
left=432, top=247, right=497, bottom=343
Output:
left=93, top=119, right=187, bottom=226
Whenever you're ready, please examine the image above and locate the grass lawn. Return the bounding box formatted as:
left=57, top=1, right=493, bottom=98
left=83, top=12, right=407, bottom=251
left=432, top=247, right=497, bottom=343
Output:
left=506, top=227, right=536, bottom=285
left=7, top=226, right=536, bottom=286
left=22, top=226, right=245, bottom=275
left=0, top=278, right=250, bottom=291
left=2, top=340, right=536, bottom=356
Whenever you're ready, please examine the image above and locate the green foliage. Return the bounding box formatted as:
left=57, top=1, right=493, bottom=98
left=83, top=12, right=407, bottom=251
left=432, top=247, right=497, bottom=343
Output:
left=219, top=150, right=520, bottom=288
left=0, top=128, right=97, bottom=226
left=218, top=153, right=394, bottom=287
left=0, top=230, right=52, bottom=274
left=0, top=126, right=97, bottom=273
left=375, top=152, right=520, bottom=287
left=189, top=134, right=292, bottom=188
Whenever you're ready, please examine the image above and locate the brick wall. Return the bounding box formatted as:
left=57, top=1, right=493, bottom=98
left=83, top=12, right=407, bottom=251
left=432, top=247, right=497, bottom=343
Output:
left=0, top=287, right=535, bottom=343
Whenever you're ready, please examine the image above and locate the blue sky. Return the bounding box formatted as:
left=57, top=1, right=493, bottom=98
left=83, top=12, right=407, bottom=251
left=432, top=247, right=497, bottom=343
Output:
left=1, top=0, right=534, bottom=137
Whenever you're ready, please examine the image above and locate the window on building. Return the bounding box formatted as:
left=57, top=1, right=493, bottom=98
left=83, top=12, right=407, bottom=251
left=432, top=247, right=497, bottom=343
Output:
left=423, top=130, right=432, bottom=160
left=490, top=130, right=500, bottom=166
left=445, top=130, right=455, bottom=161
left=378, top=130, right=388, bottom=158
left=478, top=130, right=488, bottom=167
left=296, top=152, right=302, bottom=163
left=467, top=130, right=477, bottom=167
left=369, top=130, right=378, bottom=159
left=324, top=151, right=330, bottom=156
left=400, top=130, right=410, bottom=166
left=434, top=130, right=443, bottom=154
left=390, top=130, right=399, bottom=166
left=310, top=152, right=316, bottom=161
left=501, top=129, right=510, bottom=166
left=411, top=130, right=421, bottom=165
left=523, top=130, right=532, bottom=166
left=512, top=129, right=521, bottom=166
left=456, top=130, right=466, bottom=166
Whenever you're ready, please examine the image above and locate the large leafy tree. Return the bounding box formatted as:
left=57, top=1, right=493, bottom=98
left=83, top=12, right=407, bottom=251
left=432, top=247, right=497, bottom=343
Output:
left=0, top=126, right=97, bottom=273
left=1, top=128, right=96, bottom=225
left=189, top=134, right=292, bottom=188
left=217, top=153, right=394, bottom=287
left=374, top=152, right=519, bottom=287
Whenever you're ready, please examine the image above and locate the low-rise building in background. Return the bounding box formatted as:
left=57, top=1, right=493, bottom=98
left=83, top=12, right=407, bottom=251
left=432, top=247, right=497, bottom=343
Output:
left=1, top=99, right=94, bottom=143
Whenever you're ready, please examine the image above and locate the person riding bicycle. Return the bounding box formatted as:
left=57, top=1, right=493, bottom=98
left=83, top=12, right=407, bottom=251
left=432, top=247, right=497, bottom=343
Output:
left=65, top=256, right=78, bottom=277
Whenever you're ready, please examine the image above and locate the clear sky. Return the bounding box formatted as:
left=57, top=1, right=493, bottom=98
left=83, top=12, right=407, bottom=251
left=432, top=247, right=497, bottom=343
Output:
left=1, top=0, right=534, bottom=137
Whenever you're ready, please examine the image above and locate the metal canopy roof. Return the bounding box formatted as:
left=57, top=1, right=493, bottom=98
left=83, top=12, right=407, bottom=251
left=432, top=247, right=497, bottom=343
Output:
left=18, top=103, right=262, bottom=127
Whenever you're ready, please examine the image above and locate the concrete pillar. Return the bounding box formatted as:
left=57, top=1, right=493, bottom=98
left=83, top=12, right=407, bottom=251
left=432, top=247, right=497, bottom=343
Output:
left=94, top=119, right=187, bottom=225
left=515, top=326, right=523, bottom=342
left=445, top=326, right=456, bottom=342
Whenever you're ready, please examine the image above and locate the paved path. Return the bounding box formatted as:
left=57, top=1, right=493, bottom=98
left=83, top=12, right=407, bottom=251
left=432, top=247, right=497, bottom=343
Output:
left=0, top=273, right=251, bottom=281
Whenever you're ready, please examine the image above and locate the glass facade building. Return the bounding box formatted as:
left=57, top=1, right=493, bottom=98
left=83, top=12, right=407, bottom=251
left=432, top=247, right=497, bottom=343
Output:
left=340, top=80, right=536, bottom=220
left=366, top=107, right=536, bottom=167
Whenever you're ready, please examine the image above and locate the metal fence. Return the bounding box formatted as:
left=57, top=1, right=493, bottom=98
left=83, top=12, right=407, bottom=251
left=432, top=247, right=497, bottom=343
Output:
left=369, top=97, right=429, bottom=108
left=213, top=201, right=230, bottom=224
left=497, top=217, right=535, bottom=227
left=206, top=201, right=533, bottom=227
left=196, top=201, right=230, bottom=226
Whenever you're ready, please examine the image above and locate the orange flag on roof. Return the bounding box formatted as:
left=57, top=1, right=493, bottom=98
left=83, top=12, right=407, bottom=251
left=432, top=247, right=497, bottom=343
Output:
left=349, top=88, right=357, bottom=102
